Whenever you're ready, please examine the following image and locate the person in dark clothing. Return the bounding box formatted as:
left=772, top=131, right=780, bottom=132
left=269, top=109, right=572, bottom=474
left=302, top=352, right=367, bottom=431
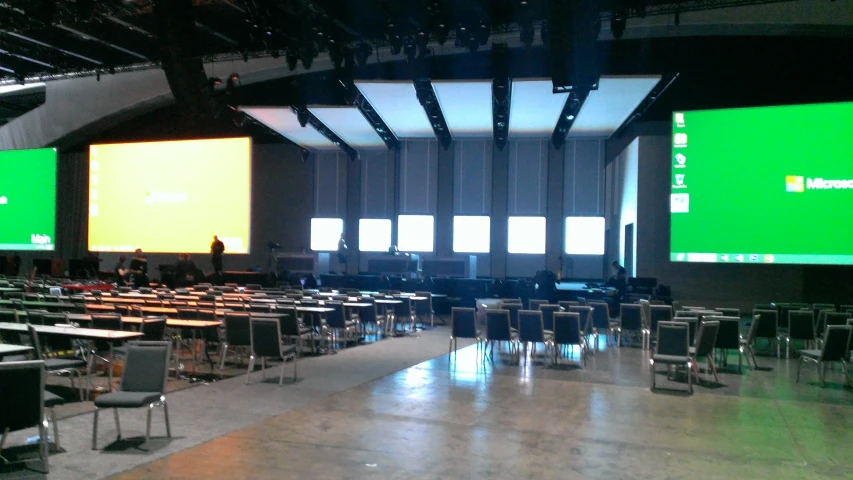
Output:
left=337, top=235, right=348, bottom=272
left=534, top=269, right=558, bottom=303
left=605, top=260, right=628, bottom=316
left=114, top=256, right=128, bottom=286
left=175, top=253, right=199, bottom=288
left=129, top=249, right=148, bottom=288
left=210, top=235, right=225, bottom=275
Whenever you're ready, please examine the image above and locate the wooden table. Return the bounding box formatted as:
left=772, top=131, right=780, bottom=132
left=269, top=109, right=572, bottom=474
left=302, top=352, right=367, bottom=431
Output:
left=0, top=343, right=33, bottom=359
left=0, top=322, right=143, bottom=341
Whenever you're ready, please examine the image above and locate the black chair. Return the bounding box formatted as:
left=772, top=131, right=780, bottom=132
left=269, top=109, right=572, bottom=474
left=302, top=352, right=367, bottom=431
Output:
left=740, top=315, right=762, bottom=370
left=648, top=305, right=673, bottom=346
left=752, top=309, right=780, bottom=357
left=219, top=313, right=251, bottom=375
left=92, top=341, right=172, bottom=451
left=89, top=313, right=124, bottom=378
left=449, top=307, right=482, bottom=355
left=650, top=321, right=693, bottom=394
left=558, top=301, right=579, bottom=310
left=139, top=315, right=167, bottom=341
left=713, top=316, right=744, bottom=373
left=247, top=317, right=298, bottom=386
left=393, top=297, right=416, bottom=334
left=325, top=301, right=357, bottom=350
left=553, top=312, right=586, bottom=367
left=689, top=320, right=720, bottom=383
left=538, top=304, right=561, bottom=332
left=715, top=308, right=740, bottom=318
left=517, top=309, right=552, bottom=365
left=26, top=324, right=88, bottom=401
left=356, top=298, right=383, bottom=337
left=796, top=325, right=852, bottom=387
left=414, top=291, right=434, bottom=328
left=568, top=306, right=594, bottom=343
left=785, top=310, right=815, bottom=358
left=501, top=302, right=522, bottom=330
left=0, top=360, right=52, bottom=473
left=278, top=308, right=312, bottom=354
left=589, top=302, right=614, bottom=349
left=0, top=307, right=20, bottom=322
left=484, top=309, right=518, bottom=363
left=619, top=304, right=647, bottom=349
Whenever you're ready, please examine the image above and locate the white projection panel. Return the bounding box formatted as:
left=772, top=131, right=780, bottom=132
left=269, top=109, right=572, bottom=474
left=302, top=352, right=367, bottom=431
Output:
left=565, top=216, right=605, bottom=255
left=311, top=218, right=343, bottom=251
left=359, top=218, right=392, bottom=252
left=508, top=216, right=546, bottom=254
left=569, top=76, right=661, bottom=137
left=308, top=106, right=386, bottom=148
left=240, top=107, right=338, bottom=150
left=432, top=81, right=493, bottom=137
left=453, top=216, right=490, bottom=253
left=509, top=79, right=570, bottom=138
left=355, top=81, right=435, bottom=138
left=398, top=215, right=434, bottom=252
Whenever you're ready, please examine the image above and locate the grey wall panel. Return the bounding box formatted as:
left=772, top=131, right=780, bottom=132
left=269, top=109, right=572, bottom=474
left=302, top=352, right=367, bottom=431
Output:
left=453, top=139, right=493, bottom=215
left=313, top=151, right=347, bottom=218
left=360, top=150, right=396, bottom=218
left=399, top=140, right=438, bottom=215
left=564, top=138, right=605, bottom=216
left=507, top=140, right=548, bottom=216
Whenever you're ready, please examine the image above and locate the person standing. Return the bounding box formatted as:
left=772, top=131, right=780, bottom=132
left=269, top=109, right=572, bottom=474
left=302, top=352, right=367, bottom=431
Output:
left=336, top=235, right=348, bottom=273
left=210, top=235, right=225, bottom=275
left=128, top=249, right=148, bottom=288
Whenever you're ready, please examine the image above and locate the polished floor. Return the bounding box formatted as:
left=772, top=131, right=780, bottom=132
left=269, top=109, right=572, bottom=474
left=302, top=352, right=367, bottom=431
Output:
left=107, top=340, right=853, bottom=480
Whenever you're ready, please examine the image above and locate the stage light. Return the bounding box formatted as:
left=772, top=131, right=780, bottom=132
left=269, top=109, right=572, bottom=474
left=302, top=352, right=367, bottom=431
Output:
left=611, top=9, right=627, bottom=39
left=520, top=22, right=534, bottom=47
left=286, top=52, right=298, bottom=71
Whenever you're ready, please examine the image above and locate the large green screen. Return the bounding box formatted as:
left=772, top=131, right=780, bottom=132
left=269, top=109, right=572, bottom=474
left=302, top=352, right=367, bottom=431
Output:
left=670, top=102, right=853, bottom=265
left=0, top=148, right=57, bottom=251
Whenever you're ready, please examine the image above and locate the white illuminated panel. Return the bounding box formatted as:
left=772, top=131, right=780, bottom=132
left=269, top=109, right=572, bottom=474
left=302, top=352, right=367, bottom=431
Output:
left=568, top=76, right=661, bottom=138
left=398, top=215, right=434, bottom=252
left=359, top=219, right=392, bottom=252
left=308, top=106, right=386, bottom=149
left=0, top=82, right=46, bottom=95
left=565, top=216, right=605, bottom=255
left=310, top=218, right=343, bottom=251
left=453, top=216, right=490, bottom=253
left=355, top=81, right=435, bottom=139
left=432, top=81, right=493, bottom=138
left=508, top=216, right=546, bottom=254
left=509, top=79, right=570, bottom=138
left=240, top=107, right=338, bottom=150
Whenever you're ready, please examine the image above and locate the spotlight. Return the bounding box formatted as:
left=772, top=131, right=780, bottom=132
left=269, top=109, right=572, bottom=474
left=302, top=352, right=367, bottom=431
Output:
left=296, top=109, right=309, bottom=127
left=611, top=9, right=627, bottom=39
left=467, top=37, right=479, bottom=54
left=403, top=38, right=416, bottom=62
left=355, top=42, right=372, bottom=67
left=520, top=22, right=534, bottom=47
left=286, top=52, right=298, bottom=71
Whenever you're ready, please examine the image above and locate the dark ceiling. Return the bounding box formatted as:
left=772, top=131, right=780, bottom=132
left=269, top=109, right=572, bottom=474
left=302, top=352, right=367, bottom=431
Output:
left=0, top=0, right=805, bottom=83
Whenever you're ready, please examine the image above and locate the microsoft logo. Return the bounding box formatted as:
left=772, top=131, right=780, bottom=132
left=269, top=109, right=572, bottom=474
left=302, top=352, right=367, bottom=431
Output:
left=787, top=175, right=853, bottom=192
left=786, top=176, right=804, bottom=192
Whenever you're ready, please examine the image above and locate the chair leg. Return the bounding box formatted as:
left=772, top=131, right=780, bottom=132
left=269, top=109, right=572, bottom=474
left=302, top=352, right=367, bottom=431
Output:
left=687, top=362, right=693, bottom=394
left=796, top=357, right=802, bottom=383
left=39, top=414, right=49, bottom=474
left=163, top=400, right=171, bottom=438
left=650, top=362, right=656, bottom=390
left=708, top=356, right=719, bottom=383
left=293, top=352, right=298, bottom=380
left=246, top=354, right=255, bottom=384
left=279, top=358, right=285, bottom=386
left=144, top=404, right=153, bottom=451
left=114, top=408, right=121, bottom=441
left=91, top=408, right=99, bottom=450
left=50, top=408, right=59, bottom=451
left=218, top=342, right=229, bottom=378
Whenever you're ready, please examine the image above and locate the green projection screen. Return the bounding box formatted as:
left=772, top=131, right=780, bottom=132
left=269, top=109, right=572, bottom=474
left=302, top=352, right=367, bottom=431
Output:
left=0, top=148, right=57, bottom=251
left=670, top=102, right=853, bottom=265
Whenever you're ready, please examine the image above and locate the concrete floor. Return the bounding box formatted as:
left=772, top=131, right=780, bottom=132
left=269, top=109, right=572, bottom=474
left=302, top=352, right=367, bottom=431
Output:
left=2, top=331, right=852, bottom=479
left=107, top=341, right=853, bottom=480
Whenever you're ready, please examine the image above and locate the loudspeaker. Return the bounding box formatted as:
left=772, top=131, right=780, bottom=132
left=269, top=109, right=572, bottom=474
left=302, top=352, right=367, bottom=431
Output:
left=547, top=0, right=600, bottom=92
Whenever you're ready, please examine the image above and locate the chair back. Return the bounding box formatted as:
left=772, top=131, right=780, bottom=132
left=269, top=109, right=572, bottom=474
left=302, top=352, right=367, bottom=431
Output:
left=649, top=305, right=673, bottom=334
left=119, top=341, right=171, bottom=394
left=325, top=301, right=347, bottom=329
left=41, top=312, right=67, bottom=326
left=568, top=306, right=593, bottom=334
left=713, top=316, right=741, bottom=349
left=693, top=320, right=720, bottom=357
left=655, top=321, right=689, bottom=357
left=529, top=299, right=547, bottom=311
left=518, top=310, right=546, bottom=343
left=744, top=314, right=761, bottom=345
left=500, top=298, right=522, bottom=305
left=589, top=302, right=611, bottom=331
left=502, top=303, right=522, bottom=330
left=224, top=313, right=252, bottom=346
left=778, top=304, right=805, bottom=329
left=788, top=310, right=815, bottom=341
left=539, top=304, right=560, bottom=331
left=250, top=317, right=284, bottom=359
left=485, top=309, right=513, bottom=341
left=393, top=297, right=413, bottom=318
left=553, top=312, right=582, bottom=346
left=0, top=360, right=45, bottom=433
left=820, top=325, right=852, bottom=362
left=638, top=299, right=651, bottom=326
left=27, top=310, right=46, bottom=325
left=250, top=303, right=271, bottom=313
left=558, top=301, right=579, bottom=310
left=0, top=308, right=20, bottom=323
left=752, top=309, right=778, bottom=338
left=25, top=324, right=46, bottom=360
left=176, top=307, right=199, bottom=320
left=357, top=303, right=377, bottom=325
left=414, top=292, right=433, bottom=314
left=675, top=310, right=699, bottom=318
left=620, top=304, right=644, bottom=331
left=715, top=307, right=740, bottom=318
left=140, top=315, right=167, bottom=341
left=825, top=312, right=851, bottom=328
left=91, top=313, right=122, bottom=331
left=451, top=308, right=478, bottom=340
left=576, top=297, right=587, bottom=306
left=276, top=308, right=301, bottom=336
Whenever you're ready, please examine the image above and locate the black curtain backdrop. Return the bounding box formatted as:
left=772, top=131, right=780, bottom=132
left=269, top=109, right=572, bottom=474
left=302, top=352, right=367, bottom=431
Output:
left=56, top=151, right=88, bottom=264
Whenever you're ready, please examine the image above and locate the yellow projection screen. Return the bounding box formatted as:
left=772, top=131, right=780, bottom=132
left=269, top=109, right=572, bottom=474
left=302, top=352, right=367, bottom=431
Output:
left=88, top=137, right=251, bottom=254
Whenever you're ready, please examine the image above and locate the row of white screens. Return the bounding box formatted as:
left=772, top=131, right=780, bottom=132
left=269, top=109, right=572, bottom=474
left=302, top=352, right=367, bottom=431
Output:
left=311, top=216, right=605, bottom=255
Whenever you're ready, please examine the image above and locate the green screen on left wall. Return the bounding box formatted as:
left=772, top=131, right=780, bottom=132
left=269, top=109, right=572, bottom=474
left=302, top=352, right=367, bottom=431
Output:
left=0, top=148, right=57, bottom=251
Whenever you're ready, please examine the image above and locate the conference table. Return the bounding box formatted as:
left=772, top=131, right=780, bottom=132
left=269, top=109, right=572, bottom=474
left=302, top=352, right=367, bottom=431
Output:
left=0, top=299, right=80, bottom=312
